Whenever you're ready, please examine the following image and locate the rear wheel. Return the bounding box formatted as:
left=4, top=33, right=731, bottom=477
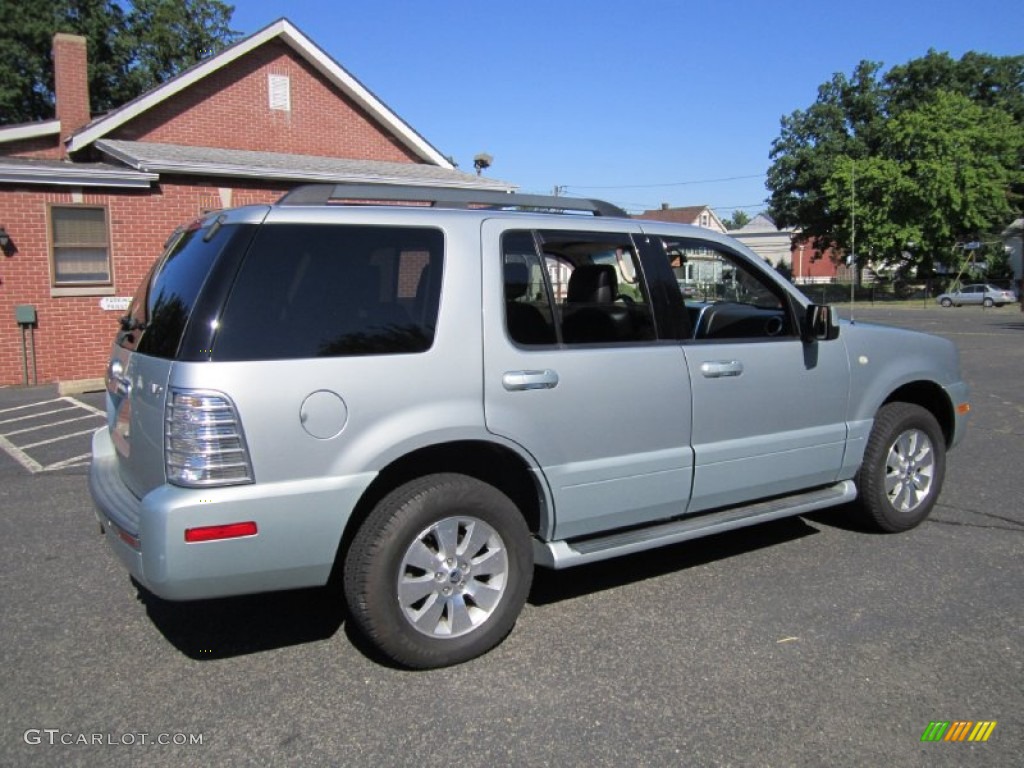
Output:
left=983, top=297, right=994, bottom=308
left=344, top=473, right=533, bottom=668
left=855, top=403, right=946, bottom=532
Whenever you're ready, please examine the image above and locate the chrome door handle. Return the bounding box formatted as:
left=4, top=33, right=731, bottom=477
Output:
left=502, top=369, right=559, bottom=391
left=700, top=360, right=743, bottom=378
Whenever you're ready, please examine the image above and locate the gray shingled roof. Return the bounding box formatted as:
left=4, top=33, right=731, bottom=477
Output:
left=0, top=155, right=158, bottom=187
left=96, top=140, right=514, bottom=191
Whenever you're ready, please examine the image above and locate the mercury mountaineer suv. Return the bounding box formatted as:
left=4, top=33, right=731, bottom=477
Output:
left=90, top=183, right=969, bottom=668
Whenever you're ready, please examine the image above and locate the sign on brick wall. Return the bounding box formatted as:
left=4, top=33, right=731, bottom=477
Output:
left=99, top=297, right=132, bottom=311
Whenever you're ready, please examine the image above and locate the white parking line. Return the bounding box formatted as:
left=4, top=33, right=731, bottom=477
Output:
left=21, top=427, right=102, bottom=450
left=42, top=453, right=93, bottom=471
left=0, top=405, right=78, bottom=425
left=0, top=395, right=106, bottom=473
left=0, top=432, right=44, bottom=473
left=4, top=413, right=102, bottom=437
left=63, top=395, right=106, bottom=417
left=0, top=398, right=64, bottom=415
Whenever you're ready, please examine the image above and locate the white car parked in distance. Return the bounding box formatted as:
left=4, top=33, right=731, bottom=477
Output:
left=936, top=283, right=1018, bottom=307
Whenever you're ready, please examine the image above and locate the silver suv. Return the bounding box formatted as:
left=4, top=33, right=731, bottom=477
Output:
left=90, top=184, right=969, bottom=668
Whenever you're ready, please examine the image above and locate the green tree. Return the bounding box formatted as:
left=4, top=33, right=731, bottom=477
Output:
left=0, top=0, right=239, bottom=125
left=767, top=52, right=1024, bottom=275
left=722, top=210, right=751, bottom=230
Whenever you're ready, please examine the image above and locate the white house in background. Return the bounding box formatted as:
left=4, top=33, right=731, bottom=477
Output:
left=1001, top=218, right=1023, bottom=282
left=728, top=214, right=794, bottom=266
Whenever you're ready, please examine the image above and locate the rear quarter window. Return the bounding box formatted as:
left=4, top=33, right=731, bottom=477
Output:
left=120, top=221, right=246, bottom=359
left=212, top=224, right=444, bottom=360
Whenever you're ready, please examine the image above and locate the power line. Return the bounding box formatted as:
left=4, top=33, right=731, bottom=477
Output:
left=604, top=198, right=768, bottom=215
left=517, top=187, right=767, bottom=215
left=564, top=173, right=766, bottom=191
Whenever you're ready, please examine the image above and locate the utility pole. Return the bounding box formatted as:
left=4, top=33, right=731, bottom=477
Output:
left=850, top=159, right=856, bottom=313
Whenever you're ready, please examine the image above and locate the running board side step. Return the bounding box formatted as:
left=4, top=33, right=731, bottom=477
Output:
left=532, top=481, right=857, bottom=569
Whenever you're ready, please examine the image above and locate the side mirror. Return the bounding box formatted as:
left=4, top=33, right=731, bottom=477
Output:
left=802, top=304, right=840, bottom=343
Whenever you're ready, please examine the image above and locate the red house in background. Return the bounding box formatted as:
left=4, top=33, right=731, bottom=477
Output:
left=0, top=19, right=509, bottom=389
left=790, top=238, right=848, bottom=284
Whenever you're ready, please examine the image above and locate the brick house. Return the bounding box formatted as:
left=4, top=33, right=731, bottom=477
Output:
left=789, top=238, right=847, bottom=284
left=0, top=19, right=510, bottom=389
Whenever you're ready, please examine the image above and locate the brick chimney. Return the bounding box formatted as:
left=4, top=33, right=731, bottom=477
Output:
left=53, top=33, right=91, bottom=154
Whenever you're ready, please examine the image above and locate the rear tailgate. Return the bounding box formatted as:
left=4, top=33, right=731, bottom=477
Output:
left=104, top=206, right=269, bottom=500
left=107, top=346, right=173, bottom=499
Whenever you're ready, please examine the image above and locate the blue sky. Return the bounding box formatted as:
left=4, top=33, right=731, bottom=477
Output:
left=232, top=0, right=1021, bottom=216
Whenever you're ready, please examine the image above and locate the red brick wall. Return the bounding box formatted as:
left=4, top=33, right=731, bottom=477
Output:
left=0, top=179, right=287, bottom=386
left=112, top=41, right=420, bottom=163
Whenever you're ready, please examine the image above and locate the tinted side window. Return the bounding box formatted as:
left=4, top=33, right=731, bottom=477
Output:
left=213, top=225, right=443, bottom=360
left=502, top=231, right=557, bottom=345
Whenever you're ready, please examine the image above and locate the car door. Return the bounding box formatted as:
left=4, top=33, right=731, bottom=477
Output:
left=643, top=231, right=851, bottom=513
left=481, top=220, right=693, bottom=541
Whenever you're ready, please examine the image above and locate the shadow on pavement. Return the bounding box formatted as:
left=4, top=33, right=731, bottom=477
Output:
left=137, top=581, right=346, bottom=661
left=529, top=516, right=819, bottom=606
left=135, top=517, right=823, bottom=663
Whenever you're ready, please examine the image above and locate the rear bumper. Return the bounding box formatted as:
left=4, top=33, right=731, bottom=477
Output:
left=89, top=427, right=375, bottom=601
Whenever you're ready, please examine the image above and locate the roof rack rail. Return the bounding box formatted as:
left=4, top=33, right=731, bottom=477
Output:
left=276, top=183, right=628, bottom=218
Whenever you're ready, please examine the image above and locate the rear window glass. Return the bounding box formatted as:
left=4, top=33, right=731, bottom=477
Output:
left=120, top=221, right=241, bottom=358
left=213, top=224, right=444, bottom=360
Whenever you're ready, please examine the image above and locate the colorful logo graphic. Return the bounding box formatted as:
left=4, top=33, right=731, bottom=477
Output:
left=921, top=721, right=997, bottom=742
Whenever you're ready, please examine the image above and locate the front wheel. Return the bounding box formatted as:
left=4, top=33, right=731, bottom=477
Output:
left=344, top=474, right=533, bottom=668
left=939, top=297, right=953, bottom=307
left=855, top=403, right=946, bottom=532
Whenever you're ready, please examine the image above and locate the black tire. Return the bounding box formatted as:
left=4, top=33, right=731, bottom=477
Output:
left=344, top=473, right=533, bottom=668
left=855, top=402, right=946, bottom=532
left=939, top=297, right=952, bottom=307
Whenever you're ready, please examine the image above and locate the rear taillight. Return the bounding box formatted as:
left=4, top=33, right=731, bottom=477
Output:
left=165, top=390, right=254, bottom=487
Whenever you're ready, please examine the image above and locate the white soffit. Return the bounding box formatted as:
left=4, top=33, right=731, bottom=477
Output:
left=0, top=120, right=61, bottom=144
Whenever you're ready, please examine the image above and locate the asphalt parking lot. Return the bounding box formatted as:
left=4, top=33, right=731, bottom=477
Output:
left=1, top=305, right=1021, bottom=767
left=0, top=388, right=106, bottom=475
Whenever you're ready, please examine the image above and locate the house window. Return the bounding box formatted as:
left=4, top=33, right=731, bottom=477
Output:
left=269, top=74, right=291, bottom=111
left=49, top=205, right=111, bottom=286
